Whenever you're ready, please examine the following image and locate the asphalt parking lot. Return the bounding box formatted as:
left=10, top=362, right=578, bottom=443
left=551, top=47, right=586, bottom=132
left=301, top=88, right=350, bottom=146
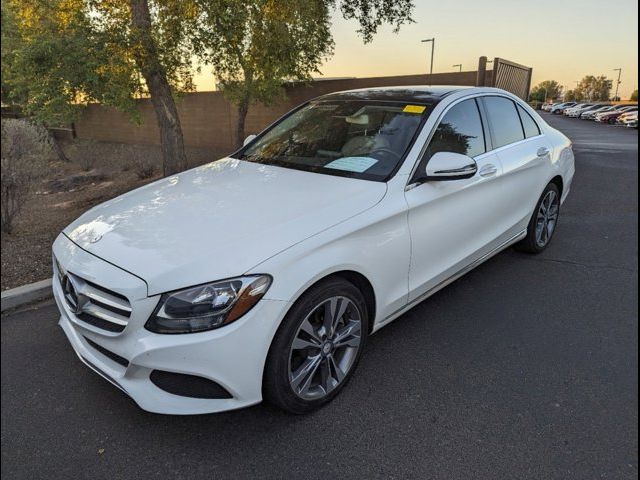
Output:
left=1, top=114, right=638, bottom=480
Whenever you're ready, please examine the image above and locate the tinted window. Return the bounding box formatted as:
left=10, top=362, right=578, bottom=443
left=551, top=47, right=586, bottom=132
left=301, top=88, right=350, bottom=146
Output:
left=427, top=99, right=485, bottom=158
left=484, top=97, right=525, bottom=148
left=517, top=105, right=540, bottom=138
left=240, top=100, right=429, bottom=181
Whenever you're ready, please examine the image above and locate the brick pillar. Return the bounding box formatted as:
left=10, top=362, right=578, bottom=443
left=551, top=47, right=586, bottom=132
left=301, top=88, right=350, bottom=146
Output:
left=476, top=56, right=488, bottom=87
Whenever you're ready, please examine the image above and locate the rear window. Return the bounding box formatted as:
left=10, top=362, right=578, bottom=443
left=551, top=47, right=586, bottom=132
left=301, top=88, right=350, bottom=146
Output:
left=483, top=97, right=525, bottom=148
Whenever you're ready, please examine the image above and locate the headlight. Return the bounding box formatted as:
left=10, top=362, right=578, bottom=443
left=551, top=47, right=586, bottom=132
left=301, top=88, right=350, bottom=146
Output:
left=145, top=275, right=272, bottom=334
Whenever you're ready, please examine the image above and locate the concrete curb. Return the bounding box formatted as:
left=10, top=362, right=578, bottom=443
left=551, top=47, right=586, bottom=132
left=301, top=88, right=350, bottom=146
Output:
left=1, top=279, right=53, bottom=313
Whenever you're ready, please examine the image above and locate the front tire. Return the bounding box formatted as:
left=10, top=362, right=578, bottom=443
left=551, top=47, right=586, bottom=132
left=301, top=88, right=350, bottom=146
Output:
left=263, top=278, right=369, bottom=414
left=516, top=182, right=561, bottom=254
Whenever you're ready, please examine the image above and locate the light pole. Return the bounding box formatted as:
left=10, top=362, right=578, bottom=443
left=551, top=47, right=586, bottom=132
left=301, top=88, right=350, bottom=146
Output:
left=613, top=68, right=622, bottom=101
left=421, top=38, right=435, bottom=85
left=452, top=64, right=462, bottom=72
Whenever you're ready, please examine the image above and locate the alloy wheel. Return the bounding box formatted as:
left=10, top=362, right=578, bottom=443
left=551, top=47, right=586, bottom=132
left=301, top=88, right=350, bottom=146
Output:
left=288, top=296, right=362, bottom=400
left=535, top=190, right=559, bottom=247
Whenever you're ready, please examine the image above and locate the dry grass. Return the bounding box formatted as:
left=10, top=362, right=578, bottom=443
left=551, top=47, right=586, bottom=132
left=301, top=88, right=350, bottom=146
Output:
left=1, top=119, right=54, bottom=234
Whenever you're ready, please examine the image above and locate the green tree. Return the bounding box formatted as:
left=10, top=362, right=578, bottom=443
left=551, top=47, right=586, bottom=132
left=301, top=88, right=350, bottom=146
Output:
left=3, top=0, right=195, bottom=175
left=530, top=80, right=563, bottom=102
left=3, top=0, right=140, bottom=161
left=631, top=89, right=638, bottom=101
left=194, top=0, right=333, bottom=146
left=194, top=0, right=415, bottom=146
left=1, top=1, right=24, bottom=107
left=563, top=90, right=580, bottom=102
left=574, top=75, right=612, bottom=102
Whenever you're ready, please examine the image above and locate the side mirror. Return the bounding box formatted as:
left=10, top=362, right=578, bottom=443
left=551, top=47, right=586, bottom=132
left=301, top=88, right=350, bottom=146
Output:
left=424, top=151, right=478, bottom=181
left=243, top=134, right=257, bottom=147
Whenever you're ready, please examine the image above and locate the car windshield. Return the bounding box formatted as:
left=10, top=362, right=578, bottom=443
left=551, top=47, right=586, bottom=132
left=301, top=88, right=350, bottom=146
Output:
left=238, top=100, right=431, bottom=181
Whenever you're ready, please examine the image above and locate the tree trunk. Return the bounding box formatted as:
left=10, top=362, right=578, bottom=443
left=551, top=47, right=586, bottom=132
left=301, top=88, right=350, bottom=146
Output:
left=48, top=130, right=70, bottom=162
left=145, top=72, right=187, bottom=176
left=129, top=0, right=187, bottom=176
left=236, top=95, right=250, bottom=149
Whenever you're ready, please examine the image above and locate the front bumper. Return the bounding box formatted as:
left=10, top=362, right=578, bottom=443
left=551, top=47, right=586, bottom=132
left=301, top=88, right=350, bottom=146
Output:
left=53, top=234, right=289, bottom=414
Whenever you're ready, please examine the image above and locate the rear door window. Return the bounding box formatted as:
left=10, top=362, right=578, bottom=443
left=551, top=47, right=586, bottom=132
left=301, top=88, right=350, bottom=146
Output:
left=483, top=96, right=525, bottom=148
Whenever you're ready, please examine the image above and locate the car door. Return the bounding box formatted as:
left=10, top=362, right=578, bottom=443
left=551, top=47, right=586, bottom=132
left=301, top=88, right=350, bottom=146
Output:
left=480, top=96, right=553, bottom=236
left=404, top=97, right=507, bottom=302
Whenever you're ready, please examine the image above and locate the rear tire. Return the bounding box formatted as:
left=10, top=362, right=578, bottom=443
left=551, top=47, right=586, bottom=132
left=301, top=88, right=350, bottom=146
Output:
left=263, top=278, right=369, bottom=414
left=516, top=182, right=561, bottom=254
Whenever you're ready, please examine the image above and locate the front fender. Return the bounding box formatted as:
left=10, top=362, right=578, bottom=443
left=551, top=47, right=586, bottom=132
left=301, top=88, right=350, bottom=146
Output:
left=249, top=184, right=411, bottom=328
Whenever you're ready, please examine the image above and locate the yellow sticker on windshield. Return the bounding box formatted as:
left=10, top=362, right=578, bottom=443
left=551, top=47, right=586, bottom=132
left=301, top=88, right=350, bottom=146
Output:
left=403, top=105, right=426, bottom=114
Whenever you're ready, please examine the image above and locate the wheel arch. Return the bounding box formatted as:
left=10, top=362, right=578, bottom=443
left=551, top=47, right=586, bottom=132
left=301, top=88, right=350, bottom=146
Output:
left=283, top=269, right=377, bottom=335
left=326, top=270, right=377, bottom=334
left=549, top=175, right=564, bottom=197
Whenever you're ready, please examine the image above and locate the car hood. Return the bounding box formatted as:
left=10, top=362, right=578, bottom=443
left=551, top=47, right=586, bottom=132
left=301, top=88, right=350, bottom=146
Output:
left=64, top=158, right=387, bottom=295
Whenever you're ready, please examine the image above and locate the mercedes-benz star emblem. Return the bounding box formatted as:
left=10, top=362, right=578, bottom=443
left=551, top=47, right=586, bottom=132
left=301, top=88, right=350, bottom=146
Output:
left=62, top=275, right=86, bottom=315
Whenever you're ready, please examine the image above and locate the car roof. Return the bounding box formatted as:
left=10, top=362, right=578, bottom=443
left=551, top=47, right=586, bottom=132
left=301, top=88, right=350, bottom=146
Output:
left=315, top=85, right=475, bottom=104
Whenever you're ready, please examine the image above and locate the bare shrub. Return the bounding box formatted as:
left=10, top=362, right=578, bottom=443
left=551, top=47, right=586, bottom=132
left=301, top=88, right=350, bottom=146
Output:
left=1, top=119, right=53, bottom=234
left=130, top=146, right=157, bottom=179
left=68, top=138, right=98, bottom=171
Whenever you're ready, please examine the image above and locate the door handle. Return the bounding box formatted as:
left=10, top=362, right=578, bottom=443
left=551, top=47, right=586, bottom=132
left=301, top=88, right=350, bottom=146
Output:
left=537, top=147, right=550, bottom=157
left=479, top=164, right=498, bottom=177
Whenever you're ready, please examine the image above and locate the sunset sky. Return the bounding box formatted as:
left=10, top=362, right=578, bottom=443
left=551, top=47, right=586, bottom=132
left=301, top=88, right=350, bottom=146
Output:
left=193, top=0, right=639, bottom=98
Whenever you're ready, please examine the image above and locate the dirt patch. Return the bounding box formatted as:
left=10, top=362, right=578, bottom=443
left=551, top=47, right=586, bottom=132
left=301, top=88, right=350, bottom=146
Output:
left=1, top=141, right=227, bottom=290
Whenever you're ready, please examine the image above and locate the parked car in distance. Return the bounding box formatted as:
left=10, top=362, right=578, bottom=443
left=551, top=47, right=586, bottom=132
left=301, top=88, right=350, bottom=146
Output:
left=561, top=104, right=581, bottom=116
left=621, top=112, right=638, bottom=128
left=565, top=103, right=594, bottom=117
left=616, top=110, right=639, bottom=125
left=582, top=104, right=624, bottom=120
left=579, top=104, right=613, bottom=119
left=549, top=102, right=577, bottom=114
left=542, top=102, right=559, bottom=112
left=577, top=104, right=611, bottom=118
left=595, top=105, right=637, bottom=123
left=52, top=86, right=575, bottom=415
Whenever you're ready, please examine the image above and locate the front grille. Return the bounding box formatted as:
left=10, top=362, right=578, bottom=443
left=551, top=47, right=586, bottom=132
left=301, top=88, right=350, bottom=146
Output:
left=54, top=259, right=131, bottom=333
left=77, top=312, right=127, bottom=332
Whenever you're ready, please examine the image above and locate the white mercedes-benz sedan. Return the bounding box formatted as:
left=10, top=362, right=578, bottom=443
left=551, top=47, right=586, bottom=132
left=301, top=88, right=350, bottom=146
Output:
left=53, top=86, right=575, bottom=414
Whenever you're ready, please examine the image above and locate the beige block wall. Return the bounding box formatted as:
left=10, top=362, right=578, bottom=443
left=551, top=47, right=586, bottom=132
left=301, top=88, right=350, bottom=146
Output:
left=74, top=71, right=481, bottom=153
